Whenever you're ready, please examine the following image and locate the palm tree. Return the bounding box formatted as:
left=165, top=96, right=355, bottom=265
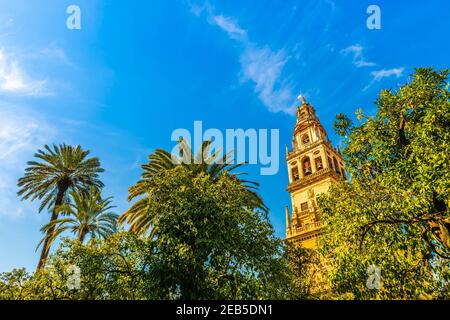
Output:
left=17, top=144, right=104, bottom=270
left=119, top=139, right=267, bottom=235
left=37, top=187, right=118, bottom=248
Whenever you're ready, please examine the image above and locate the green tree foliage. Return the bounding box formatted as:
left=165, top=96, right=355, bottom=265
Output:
left=1, top=234, right=314, bottom=300
left=123, top=166, right=287, bottom=299
left=38, top=187, right=118, bottom=247
left=319, top=67, right=450, bottom=299
left=0, top=235, right=152, bottom=300
left=333, top=112, right=352, bottom=137
left=119, top=139, right=266, bottom=236
left=0, top=268, right=32, bottom=300
left=285, top=245, right=321, bottom=299
left=17, top=144, right=104, bottom=269
left=3, top=163, right=312, bottom=299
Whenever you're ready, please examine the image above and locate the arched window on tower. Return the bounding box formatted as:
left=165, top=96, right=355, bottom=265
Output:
left=315, top=156, right=323, bottom=170
left=319, top=129, right=325, bottom=140
left=302, top=133, right=310, bottom=145
left=327, top=156, right=333, bottom=169
left=291, top=166, right=299, bottom=181
left=302, top=157, right=312, bottom=175
left=333, top=157, right=340, bottom=174
left=340, top=162, right=346, bottom=179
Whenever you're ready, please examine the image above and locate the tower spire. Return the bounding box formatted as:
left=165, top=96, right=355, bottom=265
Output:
left=301, top=96, right=307, bottom=105
left=285, top=206, right=291, bottom=229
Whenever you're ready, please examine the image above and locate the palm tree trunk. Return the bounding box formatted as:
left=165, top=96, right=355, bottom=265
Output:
left=37, top=186, right=67, bottom=270
left=78, top=229, right=86, bottom=243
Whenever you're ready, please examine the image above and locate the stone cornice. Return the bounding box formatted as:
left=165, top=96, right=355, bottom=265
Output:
left=286, top=139, right=341, bottom=162
left=287, top=167, right=339, bottom=192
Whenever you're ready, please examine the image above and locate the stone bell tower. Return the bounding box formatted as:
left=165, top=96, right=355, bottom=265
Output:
left=285, top=97, right=347, bottom=248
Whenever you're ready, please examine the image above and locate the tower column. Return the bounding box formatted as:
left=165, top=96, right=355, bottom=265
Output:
left=311, top=154, right=317, bottom=173
left=285, top=206, right=291, bottom=235
left=323, top=151, right=331, bottom=169
left=288, top=164, right=293, bottom=183
left=298, top=160, right=304, bottom=179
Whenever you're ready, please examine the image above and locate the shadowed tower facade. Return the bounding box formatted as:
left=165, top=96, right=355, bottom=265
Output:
left=285, top=97, right=347, bottom=248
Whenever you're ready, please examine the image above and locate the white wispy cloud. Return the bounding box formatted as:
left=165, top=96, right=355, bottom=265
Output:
left=189, top=1, right=295, bottom=115
left=354, top=60, right=376, bottom=68
left=211, top=15, right=247, bottom=41
left=370, top=67, right=405, bottom=81
left=38, top=46, right=74, bottom=67
left=189, top=2, right=207, bottom=17
left=342, top=44, right=404, bottom=90
left=190, top=3, right=296, bottom=115
left=363, top=67, right=405, bottom=91
left=240, top=45, right=294, bottom=114
left=0, top=105, right=56, bottom=219
left=341, top=44, right=375, bottom=68
left=0, top=48, right=51, bottom=96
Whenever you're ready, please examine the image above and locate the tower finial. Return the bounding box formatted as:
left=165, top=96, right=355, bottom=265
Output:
left=297, top=94, right=307, bottom=105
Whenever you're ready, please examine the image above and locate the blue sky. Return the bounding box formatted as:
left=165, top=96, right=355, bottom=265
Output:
left=0, top=0, right=449, bottom=272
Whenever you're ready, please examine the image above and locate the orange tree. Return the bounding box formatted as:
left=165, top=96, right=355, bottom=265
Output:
left=320, top=67, right=450, bottom=299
